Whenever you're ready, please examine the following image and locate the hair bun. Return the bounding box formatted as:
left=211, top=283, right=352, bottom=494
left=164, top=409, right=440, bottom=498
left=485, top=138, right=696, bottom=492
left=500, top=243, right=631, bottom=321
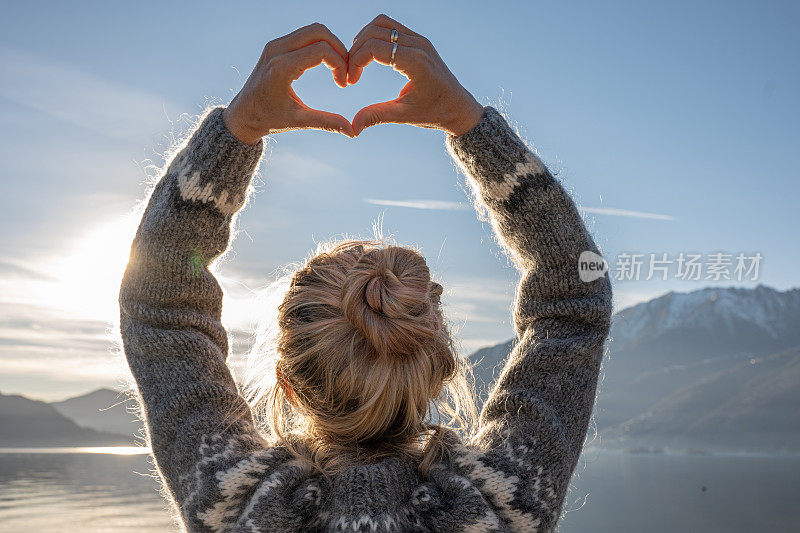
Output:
left=363, top=271, right=389, bottom=315
left=364, top=266, right=414, bottom=317
left=341, top=246, right=437, bottom=357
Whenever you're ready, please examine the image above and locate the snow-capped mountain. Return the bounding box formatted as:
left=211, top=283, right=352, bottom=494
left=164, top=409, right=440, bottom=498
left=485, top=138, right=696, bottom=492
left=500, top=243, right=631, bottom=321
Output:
left=610, top=285, right=800, bottom=362
left=597, top=285, right=800, bottom=431
left=468, top=285, right=800, bottom=452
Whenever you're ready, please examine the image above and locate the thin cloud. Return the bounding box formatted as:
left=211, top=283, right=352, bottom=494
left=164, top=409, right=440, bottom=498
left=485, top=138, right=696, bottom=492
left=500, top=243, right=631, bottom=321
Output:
left=0, top=260, right=57, bottom=282
left=0, top=46, right=171, bottom=142
left=364, top=198, right=468, bottom=211
left=363, top=198, right=673, bottom=220
left=582, top=206, right=675, bottom=221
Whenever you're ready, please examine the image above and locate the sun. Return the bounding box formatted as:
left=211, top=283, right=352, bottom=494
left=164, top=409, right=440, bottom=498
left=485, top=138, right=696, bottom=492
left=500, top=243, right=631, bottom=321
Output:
left=44, top=215, right=140, bottom=322
left=16, top=212, right=263, bottom=335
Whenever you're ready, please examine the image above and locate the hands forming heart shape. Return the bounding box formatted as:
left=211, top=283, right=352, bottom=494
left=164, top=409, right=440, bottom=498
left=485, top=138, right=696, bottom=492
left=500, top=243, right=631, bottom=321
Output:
left=223, top=14, right=484, bottom=144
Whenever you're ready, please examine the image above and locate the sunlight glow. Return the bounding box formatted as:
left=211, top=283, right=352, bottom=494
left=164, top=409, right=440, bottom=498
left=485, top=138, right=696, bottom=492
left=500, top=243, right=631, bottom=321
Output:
left=0, top=446, right=151, bottom=455
left=0, top=215, right=142, bottom=325
left=36, top=216, right=267, bottom=329
left=78, top=446, right=151, bottom=455
left=44, top=216, right=141, bottom=322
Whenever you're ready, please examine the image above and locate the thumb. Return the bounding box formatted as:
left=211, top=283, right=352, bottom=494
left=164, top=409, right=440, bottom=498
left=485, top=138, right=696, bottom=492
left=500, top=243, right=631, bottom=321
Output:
left=295, top=108, right=355, bottom=137
left=352, top=101, right=409, bottom=136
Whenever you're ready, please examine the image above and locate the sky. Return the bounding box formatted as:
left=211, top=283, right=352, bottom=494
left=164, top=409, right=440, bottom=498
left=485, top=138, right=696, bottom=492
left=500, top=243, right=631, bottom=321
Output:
left=0, top=0, right=798, bottom=401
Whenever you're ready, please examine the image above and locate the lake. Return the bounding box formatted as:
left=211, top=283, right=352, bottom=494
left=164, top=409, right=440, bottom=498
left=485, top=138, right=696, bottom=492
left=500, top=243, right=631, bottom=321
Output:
left=0, top=448, right=798, bottom=532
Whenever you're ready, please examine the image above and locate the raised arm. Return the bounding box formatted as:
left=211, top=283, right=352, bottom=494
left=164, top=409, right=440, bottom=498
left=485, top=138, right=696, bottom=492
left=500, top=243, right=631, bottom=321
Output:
left=119, top=105, right=265, bottom=495
left=347, top=14, right=612, bottom=531
left=446, top=108, right=612, bottom=530
left=119, top=23, right=353, bottom=526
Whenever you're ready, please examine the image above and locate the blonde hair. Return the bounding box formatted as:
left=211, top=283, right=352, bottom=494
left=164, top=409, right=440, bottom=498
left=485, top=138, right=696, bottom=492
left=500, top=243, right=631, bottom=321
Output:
left=245, top=238, right=477, bottom=477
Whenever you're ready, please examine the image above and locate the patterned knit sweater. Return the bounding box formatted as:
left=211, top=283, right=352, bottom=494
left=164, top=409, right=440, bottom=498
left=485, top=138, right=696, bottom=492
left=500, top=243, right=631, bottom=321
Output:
left=119, top=106, right=613, bottom=532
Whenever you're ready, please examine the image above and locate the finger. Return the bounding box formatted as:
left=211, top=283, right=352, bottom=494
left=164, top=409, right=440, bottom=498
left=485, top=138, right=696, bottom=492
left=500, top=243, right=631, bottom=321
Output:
left=351, top=24, right=410, bottom=49
left=348, top=14, right=422, bottom=84
left=352, top=100, right=410, bottom=136
left=349, top=25, right=430, bottom=59
left=295, top=108, right=355, bottom=137
left=368, top=14, right=420, bottom=37
left=281, top=41, right=348, bottom=87
left=271, top=22, right=349, bottom=62
left=347, top=39, right=422, bottom=84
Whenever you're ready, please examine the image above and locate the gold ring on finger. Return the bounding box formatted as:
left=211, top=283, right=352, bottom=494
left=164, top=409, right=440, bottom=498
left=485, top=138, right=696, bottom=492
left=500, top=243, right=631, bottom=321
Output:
left=390, top=28, right=399, bottom=43
left=390, top=42, right=398, bottom=66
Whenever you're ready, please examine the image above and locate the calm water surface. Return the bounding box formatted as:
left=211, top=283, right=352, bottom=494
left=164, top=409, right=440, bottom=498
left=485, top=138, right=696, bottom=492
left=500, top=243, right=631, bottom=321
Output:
left=559, top=449, right=800, bottom=532
left=0, top=448, right=177, bottom=532
left=0, top=448, right=798, bottom=532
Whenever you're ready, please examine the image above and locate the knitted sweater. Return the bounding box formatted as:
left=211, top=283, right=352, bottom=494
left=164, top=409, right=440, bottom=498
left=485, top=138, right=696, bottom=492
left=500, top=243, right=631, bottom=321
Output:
left=119, top=106, right=612, bottom=533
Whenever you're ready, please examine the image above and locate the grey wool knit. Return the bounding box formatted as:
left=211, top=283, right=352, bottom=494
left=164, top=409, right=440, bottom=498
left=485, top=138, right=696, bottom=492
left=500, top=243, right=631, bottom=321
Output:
left=119, top=105, right=613, bottom=532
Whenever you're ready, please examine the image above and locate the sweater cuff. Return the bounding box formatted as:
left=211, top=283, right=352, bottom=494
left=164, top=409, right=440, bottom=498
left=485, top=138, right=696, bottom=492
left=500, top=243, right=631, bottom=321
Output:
left=446, top=106, right=548, bottom=203
left=169, top=107, right=264, bottom=216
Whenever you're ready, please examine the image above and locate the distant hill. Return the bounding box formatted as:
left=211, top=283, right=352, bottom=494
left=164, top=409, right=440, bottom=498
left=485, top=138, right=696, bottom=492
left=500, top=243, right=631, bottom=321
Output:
left=0, top=392, right=131, bottom=447
left=52, top=388, right=141, bottom=437
left=469, top=339, right=515, bottom=404
left=599, top=285, right=800, bottom=431
left=604, top=345, right=800, bottom=452
left=468, top=285, right=800, bottom=453
left=24, top=285, right=798, bottom=452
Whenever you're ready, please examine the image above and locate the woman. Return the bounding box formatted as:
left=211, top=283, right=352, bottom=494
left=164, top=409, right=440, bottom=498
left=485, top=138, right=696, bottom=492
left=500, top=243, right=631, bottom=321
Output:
left=119, top=15, right=612, bottom=533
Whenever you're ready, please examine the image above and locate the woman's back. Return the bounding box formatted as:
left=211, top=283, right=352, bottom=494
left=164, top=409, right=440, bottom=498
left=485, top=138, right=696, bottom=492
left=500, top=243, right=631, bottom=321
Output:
left=175, top=432, right=526, bottom=532
left=178, top=423, right=568, bottom=532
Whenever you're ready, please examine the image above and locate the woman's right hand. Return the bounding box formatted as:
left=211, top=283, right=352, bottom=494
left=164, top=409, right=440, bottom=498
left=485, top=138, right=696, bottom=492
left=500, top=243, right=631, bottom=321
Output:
left=223, top=23, right=355, bottom=144
left=347, top=15, right=484, bottom=137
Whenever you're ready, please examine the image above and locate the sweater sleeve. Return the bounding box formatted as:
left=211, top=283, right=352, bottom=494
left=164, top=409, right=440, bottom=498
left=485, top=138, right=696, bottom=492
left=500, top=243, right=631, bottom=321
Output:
left=118, top=107, right=275, bottom=527
left=445, top=107, right=613, bottom=531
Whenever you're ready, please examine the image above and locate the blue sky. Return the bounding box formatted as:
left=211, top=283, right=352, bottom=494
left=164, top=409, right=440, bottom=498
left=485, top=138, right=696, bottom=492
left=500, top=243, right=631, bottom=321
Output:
left=0, top=1, right=798, bottom=400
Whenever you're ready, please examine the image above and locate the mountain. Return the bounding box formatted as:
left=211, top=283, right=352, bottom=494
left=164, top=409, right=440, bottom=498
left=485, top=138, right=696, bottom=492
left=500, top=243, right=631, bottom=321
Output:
left=604, top=345, right=800, bottom=452
left=611, top=285, right=800, bottom=358
left=469, top=339, right=515, bottom=404
left=0, top=392, right=131, bottom=447
left=468, top=285, right=800, bottom=452
left=25, top=285, right=798, bottom=452
left=598, top=285, right=800, bottom=430
left=52, top=388, right=141, bottom=437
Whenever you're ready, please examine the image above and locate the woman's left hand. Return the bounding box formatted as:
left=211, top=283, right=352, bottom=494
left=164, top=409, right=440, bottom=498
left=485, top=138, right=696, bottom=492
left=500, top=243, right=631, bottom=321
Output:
left=347, top=14, right=484, bottom=137
left=223, top=23, right=355, bottom=144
